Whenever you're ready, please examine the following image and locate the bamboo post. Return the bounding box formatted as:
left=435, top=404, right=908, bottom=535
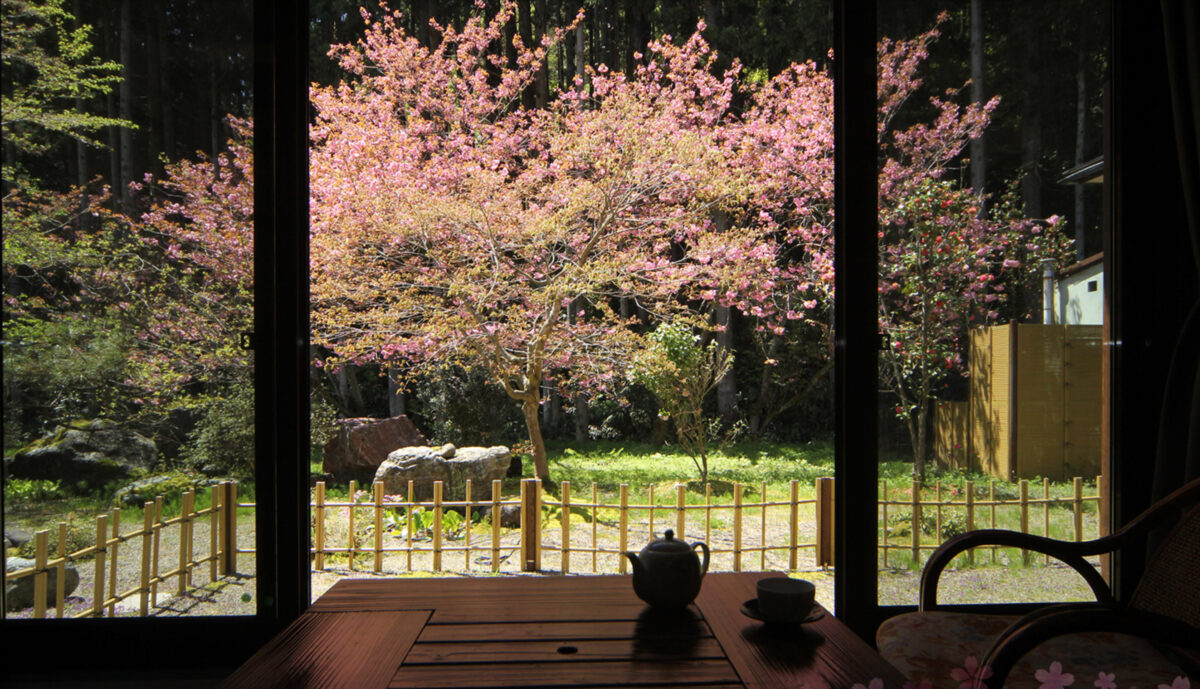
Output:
left=881, top=479, right=889, bottom=567
left=183, top=491, right=195, bottom=588
left=225, top=482, right=238, bottom=574
left=34, top=530, right=48, bottom=619
left=816, top=477, right=835, bottom=568
left=140, top=502, right=154, bottom=615
left=760, top=481, right=768, bottom=570
left=1097, top=473, right=1109, bottom=581
left=93, top=514, right=107, bottom=617
left=374, top=482, right=385, bottom=573
left=108, top=508, right=120, bottom=615
left=910, top=479, right=921, bottom=564
left=705, top=483, right=712, bottom=548
left=314, top=482, right=326, bottom=571
left=179, top=493, right=193, bottom=593
left=1073, top=477, right=1084, bottom=542
left=561, top=481, right=571, bottom=574
left=520, top=478, right=541, bottom=572
left=433, top=481, right=443, bottom=572
left=406, top=480, right=414, bottom=572
left=348, top=480, right=357, bottom=571
left=989, top=481, right=997, bottom=563
left=618, top=484, right=629, bottom=574
left=56, top=522, right=67, bottom=618
left=1019, top=479, right=1030, bottom=566
left=936, top=481, right=943, bottom=542
left=965, top=480, right=975, bottom=566
left=209, top=485, right=219, bottom=582
left=217, top=485, right=228, bottom=575
left=733, top=482, right=743, bottom=573
left=152, top=496, right=163, bottom=599
left=1043, top=477, right=1051, bottom=564
left=465, top=480, right=473, bottom=571
left=676, top=483, right=686, bottom=541
left=648, top=484, right=655, bottom=539
left=788, top=480, right=799, bottom=570
left=591, top=482, right=599, bottom=573
left=491, top=480, right=501, bottom=573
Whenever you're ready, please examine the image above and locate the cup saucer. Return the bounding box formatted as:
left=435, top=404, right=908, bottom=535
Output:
left=740, top=598, right=824, bottom=625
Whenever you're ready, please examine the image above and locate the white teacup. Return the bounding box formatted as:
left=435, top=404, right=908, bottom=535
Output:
left=756, top=577, right=815, bottom=622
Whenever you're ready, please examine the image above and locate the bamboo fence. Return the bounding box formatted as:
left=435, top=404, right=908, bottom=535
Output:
left=877, top=475, right=1104, bottom=567
left=4, top=482, right=242, bottom=619
left=6, top=475, right=1103, bottom=618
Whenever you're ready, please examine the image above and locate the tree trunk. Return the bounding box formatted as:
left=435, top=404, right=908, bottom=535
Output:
left=522, top=395, right=550, bottom=482
left=573, top=393, right=589, bottom=442
left=575, top=20, right=585, bottom=92
left=157, top=13, right=174, bottom=161
left=387, top=366, right=406, bottom=417
left=715, top=305, right=737, bottom=421
left=969, top=0, right=986, bottom=200
left=518, top=0, right=534, bottom=109
left=210, top=65, right=222, bottom=181
left=534, top=0, right=548, bottom=107
left=1020, top=36, right=1043, bottom=219
left=1074, top=37, right=1088, bottom=259
left=118, top=0, right=133, bottom=214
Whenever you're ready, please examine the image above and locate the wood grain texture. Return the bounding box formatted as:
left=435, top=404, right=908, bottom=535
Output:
left=404, top=637, right=727, bottom=664
left=390, top=658, right=742, bottom=688
left=695, top=572, right=908, bottom=689
left=216, top=610, right=428, bottom=689
left=416, top=619, right=714, bottom=642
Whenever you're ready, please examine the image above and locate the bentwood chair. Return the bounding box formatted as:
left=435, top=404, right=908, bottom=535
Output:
left=876, top=478, right=1200, bottom=687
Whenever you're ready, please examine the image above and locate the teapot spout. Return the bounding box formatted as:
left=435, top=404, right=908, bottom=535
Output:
left=624, top=551, right=644, bottom=578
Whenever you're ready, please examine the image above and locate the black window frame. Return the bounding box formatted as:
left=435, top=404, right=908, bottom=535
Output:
left=3, top=0, right=1188, bottom=673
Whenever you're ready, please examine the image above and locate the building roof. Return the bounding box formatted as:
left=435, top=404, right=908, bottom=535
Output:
left=1058, top=156, right=1105, bottom=184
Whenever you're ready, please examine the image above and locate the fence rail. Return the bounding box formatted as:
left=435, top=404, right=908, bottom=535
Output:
left=6, top=474, right=1102, bottom=618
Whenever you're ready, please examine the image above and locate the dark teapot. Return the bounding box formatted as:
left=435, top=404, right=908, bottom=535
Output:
left=625, top=529, right=710, bottom=609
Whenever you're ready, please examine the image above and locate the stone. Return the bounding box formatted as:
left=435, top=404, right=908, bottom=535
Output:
left=438, top=443, right=456, bottom=458
left=374, top=445, right=512, bottom=501
left=478, top=504, right=522, bottom=528
left=322, top=415, right=428, bottom=482
left=113, top=474, right=203, bottom=507
left=5, top=420, right=158, bottom=493
left=4, top=557, right=80, bottom=612
left=4, top=527, right=33, bottom=549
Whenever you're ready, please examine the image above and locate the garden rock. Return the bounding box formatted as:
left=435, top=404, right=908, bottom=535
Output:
left=374, top=445, right=511, bottom=501
left=478, top=504, right=522, bottom=528
left=4, top=557, right=80, bottom=611
left=322, top=415, right=428, bottom=482
left=5, top=420, right=158, bottom=493
left=114, top=474, right=204, bottom=506
left=5, top=527, right=33, bottom=550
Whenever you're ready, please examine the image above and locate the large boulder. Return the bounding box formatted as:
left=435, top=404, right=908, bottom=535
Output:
left=5, top=420, right=158, bottom=493
left=374, top=445, right=511, bottom=501
left=322, top=415, right=428, bottom=482
left=4, top=557, right=80, bottom=611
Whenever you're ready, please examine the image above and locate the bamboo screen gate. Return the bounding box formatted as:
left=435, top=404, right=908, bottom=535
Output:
left=7, top=475, right=1102, bottom=619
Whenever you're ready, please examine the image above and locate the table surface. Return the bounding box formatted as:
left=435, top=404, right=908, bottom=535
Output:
left=218, top=572, right=907, bottom=689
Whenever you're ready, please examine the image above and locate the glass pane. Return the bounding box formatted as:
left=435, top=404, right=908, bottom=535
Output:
left=307, top=1, right=834, bottom=602
left=875, top=0, right=1110, bottom=605
left=3, top=0, right=255, bottom=618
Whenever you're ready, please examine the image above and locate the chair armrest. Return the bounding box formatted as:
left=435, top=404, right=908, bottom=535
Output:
left=981, top=604, right=1200, bottom=688
left=919, top=479, right=1200, bottom=611
left=919, top=530, right=1112, bottom=611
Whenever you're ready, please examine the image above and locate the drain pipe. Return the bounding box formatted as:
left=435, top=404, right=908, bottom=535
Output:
left=1041, top=258, right=1057, bottom=325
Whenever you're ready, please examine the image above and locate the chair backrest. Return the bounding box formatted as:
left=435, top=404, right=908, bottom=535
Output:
left=1129, top=503, right=1200, bottom=627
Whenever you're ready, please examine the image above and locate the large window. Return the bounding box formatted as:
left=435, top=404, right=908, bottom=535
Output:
left=872, top=1, right=1111, bottom=606
left=2, top=0, right=256, bottom=619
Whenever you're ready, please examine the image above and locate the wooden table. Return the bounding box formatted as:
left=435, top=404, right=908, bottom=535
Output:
left=219, top=572, right=907, bottom=689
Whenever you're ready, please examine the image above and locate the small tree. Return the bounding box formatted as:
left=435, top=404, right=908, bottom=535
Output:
left=632, top=321, right=732, bottom=483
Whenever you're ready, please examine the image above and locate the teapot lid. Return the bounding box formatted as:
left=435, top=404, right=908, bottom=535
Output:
left=644, top=529, right=693, bottom=553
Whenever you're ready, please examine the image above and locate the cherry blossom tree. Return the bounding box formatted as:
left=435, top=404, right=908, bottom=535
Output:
left=309, top=4, right=771, bottom=481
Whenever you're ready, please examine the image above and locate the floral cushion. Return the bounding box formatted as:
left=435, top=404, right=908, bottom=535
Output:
left=876, top=610, right=1192, bottom=688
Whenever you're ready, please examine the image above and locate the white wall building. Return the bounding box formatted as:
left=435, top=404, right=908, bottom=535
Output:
left=1045, top=252, right=1104, bottom=325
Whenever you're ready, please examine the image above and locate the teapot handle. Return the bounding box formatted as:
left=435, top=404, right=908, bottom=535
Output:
left=692, top=541, right=710, bottom=576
